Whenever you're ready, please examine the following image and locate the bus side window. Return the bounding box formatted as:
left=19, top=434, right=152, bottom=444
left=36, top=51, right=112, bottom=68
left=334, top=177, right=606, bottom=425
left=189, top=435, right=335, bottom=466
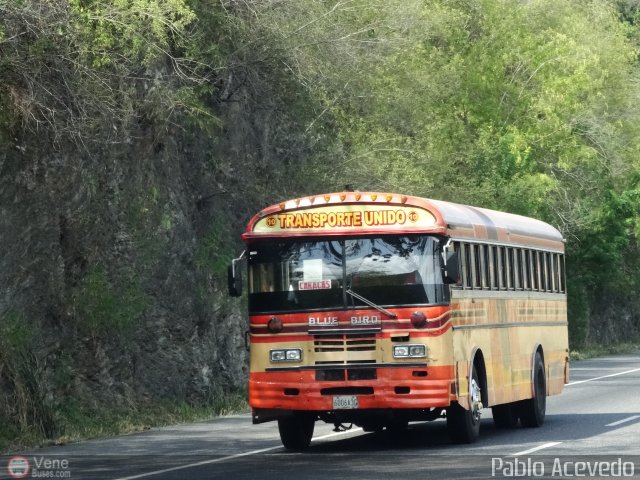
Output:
left=472, top=244, right=482, bottom=289
left=515, top=248, right=523, bottom=290
left=499, top=246, right=507, bottom=290
left=521, top=249, right=529, bottom=290
left=481, top=244, right=490, bottom=289
left=463, top=243, right=473, bottom=289
left=490, top=246, right=498, bottom=290
left=548, top=253, right=553, bottom=292
left=545, top=252, right=551, bottom=291
left=511, top=248, right=522, bottom=290
left=532, top=251, right=540, bottom=291
left=524, top=250, right=529, bottom=291
left=503, top=247, right=511, bottom=289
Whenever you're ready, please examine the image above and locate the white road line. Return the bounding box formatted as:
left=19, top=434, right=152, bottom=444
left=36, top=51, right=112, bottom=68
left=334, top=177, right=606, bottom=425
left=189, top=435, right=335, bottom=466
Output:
left=605, top=415, right=640, bottom=427
left=113, top=428, right=363, bottom=480
left=571, top=367, right=632, bottom=372
left=511, top=442, right=562, bottom=456
left=567, top=367, right=640, bottom=386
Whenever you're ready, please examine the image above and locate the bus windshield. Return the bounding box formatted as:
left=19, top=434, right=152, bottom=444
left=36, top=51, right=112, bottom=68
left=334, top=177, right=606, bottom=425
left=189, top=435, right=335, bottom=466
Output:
left=248, top=236, right=447, bottom=314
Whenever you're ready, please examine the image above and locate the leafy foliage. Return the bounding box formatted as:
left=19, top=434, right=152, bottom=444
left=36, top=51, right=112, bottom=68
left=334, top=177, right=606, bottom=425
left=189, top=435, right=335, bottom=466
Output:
left=242, top=0, right=640, bottom=345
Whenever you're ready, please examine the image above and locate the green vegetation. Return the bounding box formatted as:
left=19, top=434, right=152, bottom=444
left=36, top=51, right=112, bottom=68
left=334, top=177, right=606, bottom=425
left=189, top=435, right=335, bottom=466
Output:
left=234, top=0, right=640, bottom=347
left=72, top=267, right=148, bottom=336
left=2, top=0, right=640, bottom=451
left=0, top=311, right=57, bottom=448
left=1, top=391, right=248, bottom=453
left=195, top=224, right=235, bottom=275
left=570, top=343, right=640, bottom=361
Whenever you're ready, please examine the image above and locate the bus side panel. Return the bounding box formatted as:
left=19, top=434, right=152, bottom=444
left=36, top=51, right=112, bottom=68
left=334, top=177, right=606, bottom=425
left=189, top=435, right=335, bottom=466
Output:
left=451, top=293, right=568, bottom=409
left=509, top=296, right=568, bottom=399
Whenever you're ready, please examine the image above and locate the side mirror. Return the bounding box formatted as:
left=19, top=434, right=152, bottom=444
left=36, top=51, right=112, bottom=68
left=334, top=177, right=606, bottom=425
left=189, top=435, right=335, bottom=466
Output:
left=228, top=253, right=245, bottom=297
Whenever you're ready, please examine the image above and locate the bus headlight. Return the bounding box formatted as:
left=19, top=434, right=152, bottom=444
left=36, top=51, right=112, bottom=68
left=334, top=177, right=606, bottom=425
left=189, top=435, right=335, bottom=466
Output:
left=393, top=344, right=426, bottom=358
left=270, top=348, right=302, bottom=363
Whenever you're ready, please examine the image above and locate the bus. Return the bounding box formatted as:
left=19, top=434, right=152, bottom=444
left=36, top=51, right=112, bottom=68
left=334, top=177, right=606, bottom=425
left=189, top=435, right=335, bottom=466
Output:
left=228, top=191, right=569, bottom=449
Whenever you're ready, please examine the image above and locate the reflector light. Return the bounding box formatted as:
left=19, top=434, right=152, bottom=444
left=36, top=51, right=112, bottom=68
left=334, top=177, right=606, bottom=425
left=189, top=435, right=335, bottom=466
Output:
left=340, top=194, right=346, bottom=201
left=355, top=193, right=361, bottom=201
left=386, top=195, right=392, bottom=202
left=371, top=194, right=378, bottom=201
left=410, top=311, right=427, bottom=328
left=267, top=317, right=283, bottom=333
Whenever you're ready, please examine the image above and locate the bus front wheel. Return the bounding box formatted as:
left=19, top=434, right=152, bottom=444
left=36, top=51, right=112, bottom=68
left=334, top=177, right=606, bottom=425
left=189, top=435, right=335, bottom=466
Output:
left=447, top=365, right=482, bottom=443
left=278, top=414, right=315, bottom=450
left=519, top=352, right=546, bottom=428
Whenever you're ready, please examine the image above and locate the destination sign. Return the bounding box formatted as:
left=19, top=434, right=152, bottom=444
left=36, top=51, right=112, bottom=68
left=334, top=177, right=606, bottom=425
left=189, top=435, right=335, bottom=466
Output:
left=253, top=205, right=436, bottom=233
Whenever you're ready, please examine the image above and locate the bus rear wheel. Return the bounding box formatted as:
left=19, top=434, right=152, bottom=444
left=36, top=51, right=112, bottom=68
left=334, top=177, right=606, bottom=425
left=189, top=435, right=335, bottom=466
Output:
left=519, top=352, right=546, bottom=428
left=278, top=414, right=315, bottom=450
left=447, top=365, right=482, bottom=443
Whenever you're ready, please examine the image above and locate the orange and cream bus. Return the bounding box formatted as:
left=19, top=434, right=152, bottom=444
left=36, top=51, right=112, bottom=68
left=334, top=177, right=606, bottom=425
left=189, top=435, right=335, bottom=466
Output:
left=228, top=192, right=569, bottom=449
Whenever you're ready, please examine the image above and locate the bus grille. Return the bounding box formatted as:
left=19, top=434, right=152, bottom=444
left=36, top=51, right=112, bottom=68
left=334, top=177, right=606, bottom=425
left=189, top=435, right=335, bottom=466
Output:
left=313, top=333, right=377, bottom=382
left=314, top=334, right=376, bottom=353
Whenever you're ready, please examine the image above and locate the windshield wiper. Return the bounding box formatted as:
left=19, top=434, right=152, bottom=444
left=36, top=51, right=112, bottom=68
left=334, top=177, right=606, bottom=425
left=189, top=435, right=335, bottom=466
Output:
left=345, top=288, right=397, bottom=319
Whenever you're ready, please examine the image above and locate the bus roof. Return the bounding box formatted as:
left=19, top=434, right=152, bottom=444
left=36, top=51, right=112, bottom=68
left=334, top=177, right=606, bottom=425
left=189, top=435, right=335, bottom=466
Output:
left=243, top=192, right=564, bottom=251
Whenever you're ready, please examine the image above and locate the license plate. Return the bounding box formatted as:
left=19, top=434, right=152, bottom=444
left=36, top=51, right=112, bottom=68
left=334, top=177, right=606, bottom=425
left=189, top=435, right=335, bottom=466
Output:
left=333, top=395, right=359, bottom=409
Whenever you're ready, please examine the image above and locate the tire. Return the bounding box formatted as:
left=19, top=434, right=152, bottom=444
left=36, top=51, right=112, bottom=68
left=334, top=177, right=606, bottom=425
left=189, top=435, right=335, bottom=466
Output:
left=519, top=352, right=546, bottom=428
left=492, top=402, right=519, bottom=429
left=278, top=414, right=315, bottom=450
left=447, top=364, right=482, bottom=443
left=361, top=422, right=384, bottom=433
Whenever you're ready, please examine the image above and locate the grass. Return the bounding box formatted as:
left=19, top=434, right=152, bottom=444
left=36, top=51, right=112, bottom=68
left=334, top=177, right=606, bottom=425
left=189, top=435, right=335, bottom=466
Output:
left=569, top=342, right=640, bottom=361
left=0, top=390, right=249, bottom=454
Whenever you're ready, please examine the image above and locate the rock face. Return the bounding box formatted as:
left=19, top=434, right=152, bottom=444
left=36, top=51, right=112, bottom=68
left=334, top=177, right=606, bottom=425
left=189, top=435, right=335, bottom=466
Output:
left=0, top=0, right=324, bottom=437
left=0, top=100, right=261, bottom=437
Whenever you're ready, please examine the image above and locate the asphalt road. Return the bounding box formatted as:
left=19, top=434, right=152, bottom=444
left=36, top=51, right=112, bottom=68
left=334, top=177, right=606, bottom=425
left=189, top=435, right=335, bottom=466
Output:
left=2, top=353, right=640, bottom=480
